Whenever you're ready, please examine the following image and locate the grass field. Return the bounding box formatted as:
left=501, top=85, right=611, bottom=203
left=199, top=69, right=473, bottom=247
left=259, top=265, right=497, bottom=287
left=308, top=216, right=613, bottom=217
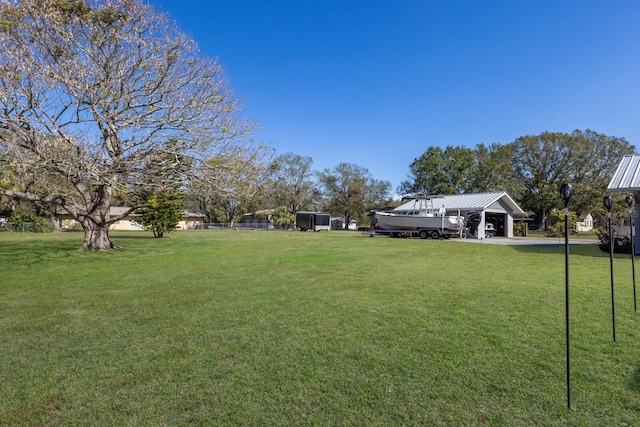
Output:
left=1, top=230, right=640, bottom=426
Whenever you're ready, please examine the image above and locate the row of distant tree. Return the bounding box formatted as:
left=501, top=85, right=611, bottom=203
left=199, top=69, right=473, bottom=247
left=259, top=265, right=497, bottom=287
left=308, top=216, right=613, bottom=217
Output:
left=237, top=128, right=635, bottom=232
left=0, top=1, right=635, bottom=250
left=3, top=127, right=633, bottom=240
left=184, top=154, right=393, bottom=230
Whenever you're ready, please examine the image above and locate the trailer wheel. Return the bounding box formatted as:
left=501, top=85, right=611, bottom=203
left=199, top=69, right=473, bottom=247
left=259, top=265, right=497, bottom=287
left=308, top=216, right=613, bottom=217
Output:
left=430, top=230, right=440, bottom=239
left=419, top=230, right=428, bottom=239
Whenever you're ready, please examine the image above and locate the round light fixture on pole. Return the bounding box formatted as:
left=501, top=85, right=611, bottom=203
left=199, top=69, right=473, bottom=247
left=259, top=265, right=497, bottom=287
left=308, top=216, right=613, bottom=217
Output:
left=560, top=183, right=573, bottom=410
left=604, top=195, right=613, bottom=211
left=560, top=183, right=573, bottom=204
left=604, top=195, right=616, bottom=342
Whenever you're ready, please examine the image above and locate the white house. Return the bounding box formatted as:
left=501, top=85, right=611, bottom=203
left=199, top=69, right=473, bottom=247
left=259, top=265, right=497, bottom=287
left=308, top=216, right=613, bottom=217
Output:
left=576, top=213, right=594, bottom=232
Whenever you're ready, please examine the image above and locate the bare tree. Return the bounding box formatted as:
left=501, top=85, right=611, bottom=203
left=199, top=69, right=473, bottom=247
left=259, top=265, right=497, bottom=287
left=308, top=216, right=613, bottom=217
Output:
left=269, top=153, right=319, bottom=214
left=193, top=144, right=275, bottom=227
left=317, top=163, right=391, bottom=229
left=0, top=0, right=254, bottom=250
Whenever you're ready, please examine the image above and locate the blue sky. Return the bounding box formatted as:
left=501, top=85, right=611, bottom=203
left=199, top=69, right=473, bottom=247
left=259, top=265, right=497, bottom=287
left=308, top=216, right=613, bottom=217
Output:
left=152, top=1, right=640, bottom=193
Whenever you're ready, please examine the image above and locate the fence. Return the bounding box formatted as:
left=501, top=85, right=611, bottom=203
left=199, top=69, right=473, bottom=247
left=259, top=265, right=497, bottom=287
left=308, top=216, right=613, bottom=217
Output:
left=0, top=221, right=280, bottom=232
left=194, top=223, right=276, bottom=230
left=0, top=222, right=36, bottom=232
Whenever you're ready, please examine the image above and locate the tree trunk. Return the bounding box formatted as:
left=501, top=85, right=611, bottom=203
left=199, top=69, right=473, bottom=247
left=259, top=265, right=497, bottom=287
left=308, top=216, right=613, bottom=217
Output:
left=74, top=182, right=119, bottom=250
left=48, top=214, right=62, bottom=232
left=536, top=209, right=547, bottom=231
left=343, top=212, right=351, bottom=231
left=79, top=219, right=117, bottom=251
left=226, top=209, right=236, bottom=229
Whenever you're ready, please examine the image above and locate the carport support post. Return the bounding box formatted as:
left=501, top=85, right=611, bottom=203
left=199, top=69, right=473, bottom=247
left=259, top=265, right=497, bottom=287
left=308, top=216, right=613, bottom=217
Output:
left=635, top=192, right=640, bottom=256
left=560, top=183, right=573, bottom=410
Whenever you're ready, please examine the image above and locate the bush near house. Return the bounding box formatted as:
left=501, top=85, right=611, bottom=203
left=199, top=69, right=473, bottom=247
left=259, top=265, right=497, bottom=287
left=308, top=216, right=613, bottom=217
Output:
left=544, top=210, right=578, bottom=237
left=137, top=195, right=183, bottom=238
left=8, top=211, right=53, bottom=233
left=272, top=206, right=295, bottom=229
left=596, top=226, right=634, bottom=253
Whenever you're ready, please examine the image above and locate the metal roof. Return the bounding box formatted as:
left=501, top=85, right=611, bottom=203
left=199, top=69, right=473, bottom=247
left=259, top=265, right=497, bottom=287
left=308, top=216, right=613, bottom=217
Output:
left=394, top=191, right=524, bottom=214
left=607, top=154, right=640, bottom=192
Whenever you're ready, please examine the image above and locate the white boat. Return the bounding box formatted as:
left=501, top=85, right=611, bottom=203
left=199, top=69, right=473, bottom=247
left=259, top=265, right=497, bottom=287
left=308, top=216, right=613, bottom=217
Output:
left=373, top=197, right=464, bottom=238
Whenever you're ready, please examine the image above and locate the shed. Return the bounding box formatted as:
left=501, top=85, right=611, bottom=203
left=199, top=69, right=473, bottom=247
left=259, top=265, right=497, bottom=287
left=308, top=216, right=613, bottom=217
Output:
left=331, top=217, right=358, bottom=230
left=177, top=211, right=206, bottom=230
left=393, top=191, right=524, bottom=238
left=296, top=211, right=331, bottom=231
left=576, top=213, right=594, bottom=232
left=607, top=154, right=640, bottom=253
left=242, top=209, right=276, bottom=229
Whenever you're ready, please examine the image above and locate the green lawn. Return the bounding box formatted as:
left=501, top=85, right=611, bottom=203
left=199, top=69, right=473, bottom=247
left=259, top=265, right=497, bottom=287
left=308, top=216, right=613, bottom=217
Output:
left=1, top=230, right=640, bottom=426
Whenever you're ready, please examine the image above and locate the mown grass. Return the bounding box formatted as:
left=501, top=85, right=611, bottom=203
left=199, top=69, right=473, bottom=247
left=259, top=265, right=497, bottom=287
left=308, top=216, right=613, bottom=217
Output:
left=1, top=230, right=640, bottom=426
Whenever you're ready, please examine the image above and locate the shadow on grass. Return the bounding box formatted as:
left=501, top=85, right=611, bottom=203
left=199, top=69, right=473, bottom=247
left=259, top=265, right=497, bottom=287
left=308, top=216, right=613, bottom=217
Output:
left=110, top=234, right=153, bottom=241
left=0, top=232, right=155, bottom=261
left=630, top=365, right=640, bottom=394
left=510, top=243, right=613, bottom=258
left=0, top=238, right=81, bottom=265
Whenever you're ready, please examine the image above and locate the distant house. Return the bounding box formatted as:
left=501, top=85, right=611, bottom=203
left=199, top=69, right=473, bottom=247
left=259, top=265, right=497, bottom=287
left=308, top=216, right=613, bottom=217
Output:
left=331, top=217, right=357, bottom=230
left=177, top=210, right=206, bottom=230
left=241, top=209, right=275, bottom=229
left=576, top=213, right=594, bottom=232
left=107, top=207, right=144, bottom=230
left=57, top=207, right=205, bottom=231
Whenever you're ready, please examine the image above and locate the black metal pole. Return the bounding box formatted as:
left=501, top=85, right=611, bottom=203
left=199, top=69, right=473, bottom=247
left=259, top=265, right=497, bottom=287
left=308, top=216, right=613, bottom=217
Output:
left=605, top=196, right=616, bottom=342
left=560, top=183, right=573, bottom=410
left=564, top=199, right=571, bottom=409
left=633, top=225, right=637, bottom=312
left=610, top=214, right=617, bottom=341
left=627, top=196, right=636, bottom=312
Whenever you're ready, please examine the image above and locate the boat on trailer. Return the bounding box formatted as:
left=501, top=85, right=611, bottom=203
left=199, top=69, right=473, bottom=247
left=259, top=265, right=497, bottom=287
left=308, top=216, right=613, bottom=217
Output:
left=373, top=197, right=464, bottom=239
